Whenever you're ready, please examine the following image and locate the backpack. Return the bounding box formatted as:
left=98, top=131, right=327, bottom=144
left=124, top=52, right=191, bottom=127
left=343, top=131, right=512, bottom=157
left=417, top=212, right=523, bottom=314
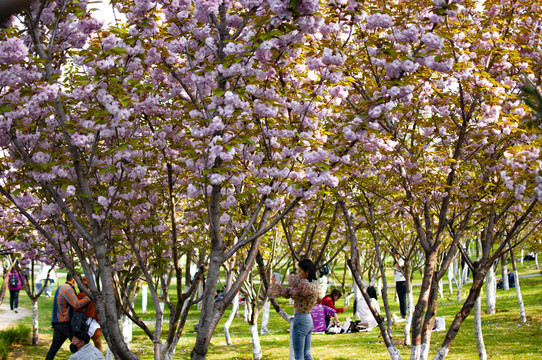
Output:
left=9, top=274, right=18, bottom=288
left=71, top=311, right=88, bottom=334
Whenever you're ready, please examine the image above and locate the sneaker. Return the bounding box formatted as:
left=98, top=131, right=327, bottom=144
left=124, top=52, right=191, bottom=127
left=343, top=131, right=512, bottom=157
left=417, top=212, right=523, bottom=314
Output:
left=14, top=309, right=18, bottom=313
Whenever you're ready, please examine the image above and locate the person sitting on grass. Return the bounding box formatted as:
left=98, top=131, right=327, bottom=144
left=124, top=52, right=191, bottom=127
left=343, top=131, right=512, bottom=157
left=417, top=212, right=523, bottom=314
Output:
left=68, top=329, right=105, bottom=360
left=311, top=304, right=340, bottom=333
left=356, top=286, right=380, bottom=330
left=497, top=270, right=516, bottom=289
left=321, top=289, right=348, bottom=327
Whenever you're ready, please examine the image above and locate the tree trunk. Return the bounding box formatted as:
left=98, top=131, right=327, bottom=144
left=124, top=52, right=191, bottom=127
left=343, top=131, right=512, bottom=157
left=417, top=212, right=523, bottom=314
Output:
left=404, top=281, right=414, bottom=346
left=456, top=269, right=463, bottom=302
left=142, top=284, right=148, bottom=314
left=438, top=279, right=444, bottom=299
left=535, top=253, right=539, bottom=269
left=410, top=252, right=438, bottom=360
left=160, top=336, right=180, bottom=360
left=419, top=271, right=441, bottom=360
left=346, top=260, right=401, bottom=360
left=514, top=272, right=526, bottom=322
left=260, top=301, right=270, bottom=335
left=508, top=248, right=526, bottom=322
left=32, top=299, right=39, bottom=345
left=447, top=261, right=454, bottom=295
left=249, top=324, right=262, bottom=359
left=224, top=293, right=240, bottom=345
left=485, top=265, right=496, bottom=315
left=431, top=267, right=488, bottom=360
left=244, top=297, right=251, bottom=322
left=474, top=295, right=486, bottom=360
left=501, top=254, right=509, bottom=290
left=197, top=281, right=204, bottom=310
left=94, top=245, right=140, bottom=360
left=121, top=314, right=133, bottom=343
left=0, top=269, right=10, bottom=306
left=288, top=320, right=295, bottom=360
left=520, top=250, right=524, bottom=266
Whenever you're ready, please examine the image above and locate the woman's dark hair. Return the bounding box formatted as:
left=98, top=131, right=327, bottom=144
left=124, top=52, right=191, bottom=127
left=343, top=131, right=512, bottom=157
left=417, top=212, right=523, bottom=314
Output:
left=298, top=259, right=317, bottom=282
left=326, top=289, right=342, bottom=303
left=367, top=286, right=378, bottom=300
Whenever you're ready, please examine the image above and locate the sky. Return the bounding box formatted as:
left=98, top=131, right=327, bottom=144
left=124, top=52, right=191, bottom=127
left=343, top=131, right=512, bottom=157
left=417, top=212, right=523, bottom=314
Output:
left=92, top=0, right=125, bottom=26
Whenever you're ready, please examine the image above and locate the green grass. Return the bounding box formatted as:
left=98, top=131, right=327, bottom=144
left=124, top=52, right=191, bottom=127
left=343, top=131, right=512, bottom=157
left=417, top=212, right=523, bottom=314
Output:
left=6, top=261, right=542, bottom=359
left=0, top=325, right=31, bottom=360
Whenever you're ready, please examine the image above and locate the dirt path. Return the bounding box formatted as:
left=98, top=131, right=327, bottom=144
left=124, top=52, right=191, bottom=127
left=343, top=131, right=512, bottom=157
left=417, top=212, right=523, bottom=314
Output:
left=0, top=301, right=31, bottom=330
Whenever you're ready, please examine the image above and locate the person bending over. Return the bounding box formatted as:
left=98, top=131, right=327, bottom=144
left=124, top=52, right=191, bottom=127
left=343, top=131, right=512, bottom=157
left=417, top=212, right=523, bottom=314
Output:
left=311, top=304, right=339, bottom=333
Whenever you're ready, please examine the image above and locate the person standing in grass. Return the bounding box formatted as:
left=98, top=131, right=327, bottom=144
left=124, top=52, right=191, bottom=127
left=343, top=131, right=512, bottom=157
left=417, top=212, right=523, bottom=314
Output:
left=8, top=267, right=23, bottom=313
left=45, top=274, right=91, bottom=360
left=393, top=257, right=407, bottom=320
left=268, top=259, right=321, bottom=360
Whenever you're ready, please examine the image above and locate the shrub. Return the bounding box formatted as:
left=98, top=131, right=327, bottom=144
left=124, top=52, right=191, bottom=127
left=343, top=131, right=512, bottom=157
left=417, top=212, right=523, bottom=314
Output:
left=0, top=325, right=30, bottom=360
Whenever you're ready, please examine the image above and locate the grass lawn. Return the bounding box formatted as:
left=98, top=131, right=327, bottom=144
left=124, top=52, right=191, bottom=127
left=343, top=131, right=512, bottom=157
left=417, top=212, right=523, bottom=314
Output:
left=5, top=260, right=542, bottom=360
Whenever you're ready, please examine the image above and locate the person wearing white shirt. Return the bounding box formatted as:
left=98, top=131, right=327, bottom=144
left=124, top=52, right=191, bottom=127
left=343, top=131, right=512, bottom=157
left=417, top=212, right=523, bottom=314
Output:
left=394, top=257, right=407, bottom=319
left=68, top=330, right=105, bottom=360
left=356, top=286, right=380, bottom=330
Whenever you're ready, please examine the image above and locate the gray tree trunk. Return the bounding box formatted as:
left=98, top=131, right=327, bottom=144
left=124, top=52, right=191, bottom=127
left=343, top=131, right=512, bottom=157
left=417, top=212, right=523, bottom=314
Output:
left=501, top=255, right=509, bottom=290
left=142, top=284, right=148, bottom=314
left=244, top=298, right=251, bottom=322
left=509, top=248, right=526, bottom=323
left=32, top=300, right=39, bottom=345
left=456, top=270, right=463, bottom=302
left=249, top=324, right=262, bottom=359
left=197, top=281, right=204, bottom=310
left=486, top=266, right=496, bottom=315
left=447, top=262, right=454, bottom=295
left=404, top=281, right=414, bottom=346
left=514, top=270, right=526, bottom=322
left=288, top=320, right=295, bottom=360
left=224, top=293, right=240, bottom=345
left=535, top=253, right=539, bottom=269
left=121, top=314, right=133, bottom=343
left=260, top=301, right=270, bottom=335
left=474, top=296, right=487, bottom=360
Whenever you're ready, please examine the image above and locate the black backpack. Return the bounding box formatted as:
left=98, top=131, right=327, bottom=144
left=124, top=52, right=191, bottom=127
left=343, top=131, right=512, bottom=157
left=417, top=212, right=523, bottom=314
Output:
left=9, top=274, right=18, bottom=288
left=71, top=311, right=88, bottom=334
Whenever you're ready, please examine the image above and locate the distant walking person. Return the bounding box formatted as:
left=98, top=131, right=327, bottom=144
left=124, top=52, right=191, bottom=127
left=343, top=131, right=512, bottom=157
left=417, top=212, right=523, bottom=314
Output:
left=394, top=257, right=407, bottom=320
left=45, top=274, right=90, bottom=360
left=8, top=267, right=23, bottom=313
left=268, top=259, right=321, bottom=360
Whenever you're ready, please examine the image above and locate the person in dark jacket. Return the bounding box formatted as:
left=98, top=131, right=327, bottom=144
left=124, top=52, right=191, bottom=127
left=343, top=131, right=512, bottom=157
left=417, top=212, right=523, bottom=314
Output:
left=45, top=274, right=90, bottom=360
left=7, top=267, right=23, bottom=313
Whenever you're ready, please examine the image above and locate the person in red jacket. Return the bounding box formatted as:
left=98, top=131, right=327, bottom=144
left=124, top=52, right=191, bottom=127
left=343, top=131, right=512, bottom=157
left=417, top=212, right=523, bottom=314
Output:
left=321, top=289, right=348, bottom=327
